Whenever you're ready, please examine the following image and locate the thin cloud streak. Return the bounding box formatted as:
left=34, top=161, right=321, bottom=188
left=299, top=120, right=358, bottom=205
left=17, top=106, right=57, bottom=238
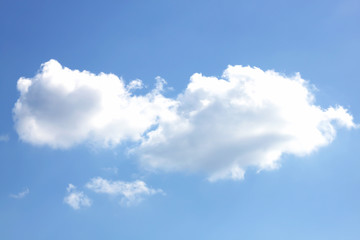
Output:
left=10, top=188, right=29, bottom=199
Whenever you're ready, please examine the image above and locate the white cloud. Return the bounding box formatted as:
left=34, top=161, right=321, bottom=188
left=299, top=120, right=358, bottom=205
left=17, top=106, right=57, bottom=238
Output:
left=10, top=188, right=29, bottom=199
left=0, top=134, right=9, bottom=142
left=126, top=79, right=144, bottom=91
left=14, top=59, right=177, bottom=148
left=14, top=60, right=357, bottom=181
left=137, top=66, right=357, bottom=181
left=86, top=177, right=163, bottom=206
left=64, top=184, right=92, bottom=210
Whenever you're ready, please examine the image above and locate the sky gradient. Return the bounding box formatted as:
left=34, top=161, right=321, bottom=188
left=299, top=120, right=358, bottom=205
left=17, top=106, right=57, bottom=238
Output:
left=1, top=0, right=360, bottom=239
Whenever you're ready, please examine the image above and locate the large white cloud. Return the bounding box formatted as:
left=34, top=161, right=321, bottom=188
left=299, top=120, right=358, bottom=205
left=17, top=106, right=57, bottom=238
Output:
left=138, top=66, right=356, bottom=180
left=14, top=60, right=176, bottom=148
left=14, top=60, right=357, bottom=180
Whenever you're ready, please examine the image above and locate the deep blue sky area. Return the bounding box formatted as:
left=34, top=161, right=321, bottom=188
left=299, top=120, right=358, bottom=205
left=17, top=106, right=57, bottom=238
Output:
left=1, top=0, right=360, bottom=239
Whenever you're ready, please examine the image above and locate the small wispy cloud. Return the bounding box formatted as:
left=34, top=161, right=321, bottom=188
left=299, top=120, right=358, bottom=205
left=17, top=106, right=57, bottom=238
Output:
left=0, top=134, right=9, bottom=142
left=10, top=188, right=29, bottom=199
left=64, top=184, right=92, bottom=210
left=86, top=177, right=164, bottom=206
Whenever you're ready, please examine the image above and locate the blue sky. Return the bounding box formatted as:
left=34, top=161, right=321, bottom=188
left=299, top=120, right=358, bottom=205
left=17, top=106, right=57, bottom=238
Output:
left=1, top=0, right=360, bottom=239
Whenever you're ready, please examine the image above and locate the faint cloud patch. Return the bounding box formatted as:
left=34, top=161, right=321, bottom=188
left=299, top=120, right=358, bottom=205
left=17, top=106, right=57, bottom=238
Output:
left=102, top=167, right=118, bottom=175
left=0, top=134, right=9, bottom=142
left=10, top=188, right=29, bottom=199
left=335, top=0, right=360, bottom=16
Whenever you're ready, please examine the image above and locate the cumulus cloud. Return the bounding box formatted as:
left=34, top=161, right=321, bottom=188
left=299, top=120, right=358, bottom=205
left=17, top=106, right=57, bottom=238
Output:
left=138, top=66, right=357, bottom=181
left=14, top=60, right=357, bottom=181
left=86, top=177, right=163, bottom=206
left=64, top=184, right=92, bottom=210
left=14, top=59, right=176, bottom=148
left=10, top=188, right=29, bottom=199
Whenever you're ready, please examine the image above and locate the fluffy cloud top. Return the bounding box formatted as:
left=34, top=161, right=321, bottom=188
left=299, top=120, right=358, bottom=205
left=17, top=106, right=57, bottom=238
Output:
left=14, top=60, right=176, bottom=148
left=64, top=184, right=92, bottom=210
left=14, top=60, right=357, bottom=180
left=86, top=177, right=163, bottom=206
left=138, top=66, right=356, bottom=181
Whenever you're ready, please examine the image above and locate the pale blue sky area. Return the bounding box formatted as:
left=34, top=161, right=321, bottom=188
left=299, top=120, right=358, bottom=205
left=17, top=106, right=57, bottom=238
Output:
left=1, top=0, right=360, bottom=239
